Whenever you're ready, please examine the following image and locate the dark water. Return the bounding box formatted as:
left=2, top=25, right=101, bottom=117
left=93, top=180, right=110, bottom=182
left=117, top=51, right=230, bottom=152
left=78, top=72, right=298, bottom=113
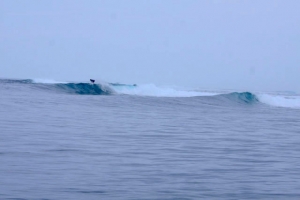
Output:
left=1, top=79, right=300, bottom=199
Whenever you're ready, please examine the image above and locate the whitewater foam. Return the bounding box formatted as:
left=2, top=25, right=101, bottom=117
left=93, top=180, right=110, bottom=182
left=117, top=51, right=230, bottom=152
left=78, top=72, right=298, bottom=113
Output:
left=257, top=94, right=300, bottom=109
left=32, top=78, right=68, bottom=84
left=111, top=84, right=219, bottom=97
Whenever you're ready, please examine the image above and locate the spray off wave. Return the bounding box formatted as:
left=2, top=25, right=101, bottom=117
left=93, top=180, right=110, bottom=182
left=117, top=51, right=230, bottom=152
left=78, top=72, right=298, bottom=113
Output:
left=2, top=78, right=299, bottom=109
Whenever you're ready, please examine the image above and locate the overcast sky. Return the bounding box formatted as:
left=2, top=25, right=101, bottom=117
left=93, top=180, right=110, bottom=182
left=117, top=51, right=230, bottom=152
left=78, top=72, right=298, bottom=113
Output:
left=1, top=0, right=299, bottom=92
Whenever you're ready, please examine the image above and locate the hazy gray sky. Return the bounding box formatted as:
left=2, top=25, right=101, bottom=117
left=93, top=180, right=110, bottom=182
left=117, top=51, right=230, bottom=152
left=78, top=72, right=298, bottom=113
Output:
left=1, top=0, right=299, bottom=91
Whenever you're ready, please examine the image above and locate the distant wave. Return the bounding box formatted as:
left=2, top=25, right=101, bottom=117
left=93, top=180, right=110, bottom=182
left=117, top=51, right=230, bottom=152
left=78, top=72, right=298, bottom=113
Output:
left=1, top=78, right=299, bottom=109
left=0, top=79, right=33, bottom=84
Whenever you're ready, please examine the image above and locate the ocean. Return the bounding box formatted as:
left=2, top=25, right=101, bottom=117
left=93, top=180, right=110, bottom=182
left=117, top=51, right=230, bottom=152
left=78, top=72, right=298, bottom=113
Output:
left=1, top=78, right=300, bottom=200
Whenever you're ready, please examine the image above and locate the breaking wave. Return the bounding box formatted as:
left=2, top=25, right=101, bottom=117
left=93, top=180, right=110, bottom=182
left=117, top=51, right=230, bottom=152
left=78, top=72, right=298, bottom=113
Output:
left=0, top=78, right=113, bottom=95
left=221, top=92, right=258, bottom=103
left=112, top=83, right=218, bottom=97
left=54, top=83, right=113, bottom=95
left=1, top=78, right=299, bottom=109
left=257, top=94, right=300, bottom=109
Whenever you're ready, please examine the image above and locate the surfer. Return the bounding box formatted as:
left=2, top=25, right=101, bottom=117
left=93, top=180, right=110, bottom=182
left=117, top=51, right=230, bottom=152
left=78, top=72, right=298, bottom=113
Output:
left=90, top=79, right=95, bottom=84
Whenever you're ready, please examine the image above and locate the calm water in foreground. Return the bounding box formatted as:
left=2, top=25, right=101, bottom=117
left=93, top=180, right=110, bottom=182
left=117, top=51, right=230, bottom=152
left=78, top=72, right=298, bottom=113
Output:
left=1, top=79, right=300, bottom=200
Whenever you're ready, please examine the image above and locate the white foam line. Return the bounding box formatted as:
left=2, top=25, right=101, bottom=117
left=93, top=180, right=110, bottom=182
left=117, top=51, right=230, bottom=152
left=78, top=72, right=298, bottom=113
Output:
left=32, top=78, right=68, bottom=84
left=112, top=84, right=220, bottom=97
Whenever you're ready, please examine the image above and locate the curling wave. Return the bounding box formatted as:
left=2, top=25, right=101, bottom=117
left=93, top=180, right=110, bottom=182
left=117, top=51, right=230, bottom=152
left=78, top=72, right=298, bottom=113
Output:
left=54, top=83, right=113, bottom=95
left=220, top=92, right=258, bottom=104
left=1, top=78, right=299, bottom=109
left=0, top=78, right=113, bottom=95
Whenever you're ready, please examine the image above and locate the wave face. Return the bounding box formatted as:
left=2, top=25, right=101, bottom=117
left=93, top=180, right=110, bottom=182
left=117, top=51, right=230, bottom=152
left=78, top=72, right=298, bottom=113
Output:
left=1, top=79, right=113, bottom=95
left=1, top=79, right=299, bottom=109
left=221, top=92, right=258, bottom=104
left=54, top=83, right=113, bottom=95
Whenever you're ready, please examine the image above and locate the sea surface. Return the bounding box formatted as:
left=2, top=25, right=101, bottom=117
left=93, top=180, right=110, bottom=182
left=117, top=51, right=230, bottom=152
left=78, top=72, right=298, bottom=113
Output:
left=1, top=78, right=300, bottom=200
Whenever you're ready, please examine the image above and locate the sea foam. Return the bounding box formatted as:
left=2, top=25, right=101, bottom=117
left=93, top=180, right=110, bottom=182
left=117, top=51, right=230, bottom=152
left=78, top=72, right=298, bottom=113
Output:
left=32, top=78, right=68, bottom=84
left=111, top=83, right=218, bottom=97
left=257, top=94, right=300, bottom=109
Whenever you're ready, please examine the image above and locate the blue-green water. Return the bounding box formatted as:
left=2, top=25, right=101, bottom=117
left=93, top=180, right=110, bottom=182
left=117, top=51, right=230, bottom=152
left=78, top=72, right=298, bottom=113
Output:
left=1, top=79, right=300, bottom=200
